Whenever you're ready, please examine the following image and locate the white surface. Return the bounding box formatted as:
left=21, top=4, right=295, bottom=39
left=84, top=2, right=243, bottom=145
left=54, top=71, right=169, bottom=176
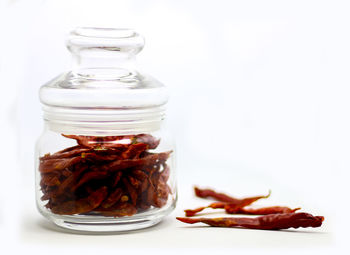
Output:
left=20, top=185, right=332, bottom=251
left=1, top=0, right=349, bottom=254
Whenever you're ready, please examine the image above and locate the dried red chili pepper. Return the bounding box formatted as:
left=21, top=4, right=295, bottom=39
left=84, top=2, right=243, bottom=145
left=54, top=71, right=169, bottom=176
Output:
left=39, top=133, right=172, bottom=217
left=131, top=169, right=148, bottom=181
left=99, top=151, right=172, bottom=172
left=83, top=153, right=122, bottom=162
left=133, top=134, right=160, bottom=149
left=123, top=178, right=138, bottom=206
left=177, top=212, right=324, bottom=230
left=40, top=146, right=92, bottom=160
left=185, top=203, right=300, bottom=216
left=121, top=143, right=149, bottom=159
left=194, top=186, right=270, bottom=203
left=39, top=156, right=83, bottom=173
left=194, top=187, right=239, bottom=202
left=54, top=165, right=88, bottom=197
left=61, top=134, right=129, bottom=148
left=96, top=202, right=137, bottom=217
left=185, top=190, right=270, bottom=217
left=226, top=206, right=300, bottom=215
left=112, top=171, right=123, bottom=187
left=40, top=174, right=61, bottom=187
left=50, top=186, right=108, bottom=215
left=71, top=171, right=109, bottom=192
left=154, top=180, right=170, bottom=207
left=160, top=164, right=170, bottom=183
left=131, top=170, right=149, bottom=192
left=62, top=134, right=159, bottom=150
left=100, top=188, right=123, bottom=209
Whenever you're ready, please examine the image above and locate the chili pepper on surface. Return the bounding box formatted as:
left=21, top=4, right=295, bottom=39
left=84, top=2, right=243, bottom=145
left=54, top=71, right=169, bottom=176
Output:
left=177, top=212, right=324, bottom=230
left=226, top=206, right=300, bottom=215
left=194, top=186, right=239, bottom=202
left=185, top=189, right=271, bottom=217
left=185, top=203, right=300, bottom=217
left=194, top=187, right=270, bottom=203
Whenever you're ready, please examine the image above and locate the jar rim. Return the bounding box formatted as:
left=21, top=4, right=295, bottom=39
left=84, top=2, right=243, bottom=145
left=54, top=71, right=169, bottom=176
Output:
left=71, top=27, right=138, bottom=39
left=43, top=105, right=165, bottom=135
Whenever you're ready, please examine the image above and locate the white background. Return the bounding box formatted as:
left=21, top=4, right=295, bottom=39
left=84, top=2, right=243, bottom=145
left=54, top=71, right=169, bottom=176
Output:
left=1, top=0, right=349, bottom=254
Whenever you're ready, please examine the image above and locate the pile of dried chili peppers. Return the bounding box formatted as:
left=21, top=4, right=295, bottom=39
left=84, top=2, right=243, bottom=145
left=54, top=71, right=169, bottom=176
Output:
left=177, top=187, right=324, bottom=230
left=39, top=134, right=172, bottom=217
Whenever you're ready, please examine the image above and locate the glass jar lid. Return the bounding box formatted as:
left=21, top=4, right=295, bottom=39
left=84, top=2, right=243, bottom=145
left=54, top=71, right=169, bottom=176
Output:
left=39, top=28, right=168, bottom=135
left=40, top=27, right=168, bottom=109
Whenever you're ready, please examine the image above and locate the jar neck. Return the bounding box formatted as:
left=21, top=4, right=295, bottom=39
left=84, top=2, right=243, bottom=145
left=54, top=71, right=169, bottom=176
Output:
left=71, top=50, right=137, bottom=78
left=43, top=106, right=165, bottom=136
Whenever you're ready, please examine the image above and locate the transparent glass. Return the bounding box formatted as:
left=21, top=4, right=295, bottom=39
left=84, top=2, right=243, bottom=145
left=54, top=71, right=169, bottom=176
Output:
left=35, top=28, right=176, bottom=232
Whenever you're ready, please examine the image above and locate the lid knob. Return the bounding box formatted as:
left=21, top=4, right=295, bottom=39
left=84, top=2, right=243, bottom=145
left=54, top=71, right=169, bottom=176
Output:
left=66, top=27, right=145, bottom=78
left=67, top=27, right=145, bottom=57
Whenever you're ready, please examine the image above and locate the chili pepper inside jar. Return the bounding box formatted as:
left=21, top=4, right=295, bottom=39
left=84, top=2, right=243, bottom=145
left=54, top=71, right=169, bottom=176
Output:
left=35, top=28, right=176, bottom=232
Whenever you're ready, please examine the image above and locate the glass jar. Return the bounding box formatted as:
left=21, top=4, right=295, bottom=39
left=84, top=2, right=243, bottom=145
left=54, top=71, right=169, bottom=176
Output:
left=35, top=28, right=176, bottom=232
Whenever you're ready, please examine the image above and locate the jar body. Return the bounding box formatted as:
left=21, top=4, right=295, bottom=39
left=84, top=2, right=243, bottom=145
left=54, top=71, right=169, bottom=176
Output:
left=35, top=121, right=176, bottom=232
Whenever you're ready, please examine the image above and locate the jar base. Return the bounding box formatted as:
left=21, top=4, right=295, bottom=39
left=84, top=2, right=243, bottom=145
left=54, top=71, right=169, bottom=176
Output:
left=52, top=217, right=162, bottom=233
left=39, top=204, right=175, bottom=233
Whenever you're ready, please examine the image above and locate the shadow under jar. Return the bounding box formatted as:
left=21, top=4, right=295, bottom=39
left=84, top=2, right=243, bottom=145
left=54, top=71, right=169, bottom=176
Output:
left=35, top=27, right=176, bottom=233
